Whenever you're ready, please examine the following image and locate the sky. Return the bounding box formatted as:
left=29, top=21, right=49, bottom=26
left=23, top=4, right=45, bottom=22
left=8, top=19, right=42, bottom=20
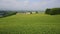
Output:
left=0, top=0, right=60, bottom=10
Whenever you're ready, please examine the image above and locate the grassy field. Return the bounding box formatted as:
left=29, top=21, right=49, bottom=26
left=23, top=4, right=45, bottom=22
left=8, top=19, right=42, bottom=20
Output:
left=0, top=13, right=60, bottom=34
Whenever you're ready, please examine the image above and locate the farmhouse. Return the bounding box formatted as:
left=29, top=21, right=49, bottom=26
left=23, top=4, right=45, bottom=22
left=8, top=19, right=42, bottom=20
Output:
left=26, top=12, right=30, bottom=14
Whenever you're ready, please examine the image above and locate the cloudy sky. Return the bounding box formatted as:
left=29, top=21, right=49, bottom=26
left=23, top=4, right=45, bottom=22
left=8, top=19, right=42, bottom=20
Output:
left=0, top=0, right=60, bottom=10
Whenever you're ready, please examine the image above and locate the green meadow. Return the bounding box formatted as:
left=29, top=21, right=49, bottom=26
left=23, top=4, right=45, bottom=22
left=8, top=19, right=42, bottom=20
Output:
left=0, top=13, right=60, bottom=34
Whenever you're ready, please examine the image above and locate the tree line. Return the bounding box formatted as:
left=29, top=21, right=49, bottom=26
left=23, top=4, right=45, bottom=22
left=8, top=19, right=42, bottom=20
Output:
left=0, top=11, right=17, bottom=18
left=45, top=8, right=60, bottom=15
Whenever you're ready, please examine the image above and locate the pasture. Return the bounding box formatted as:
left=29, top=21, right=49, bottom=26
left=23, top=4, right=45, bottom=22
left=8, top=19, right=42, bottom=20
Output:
left=0, top=13, right=60, bottom=34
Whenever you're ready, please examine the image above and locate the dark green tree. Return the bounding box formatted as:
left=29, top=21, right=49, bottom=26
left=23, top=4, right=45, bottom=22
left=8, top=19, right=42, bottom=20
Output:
left=36, top=11, right=38, bottom=14
left=45, top=9, right=51, bottom=14
left=30, top=12, right=32, bottom=14
left=45, top=8, right=60, bottom=15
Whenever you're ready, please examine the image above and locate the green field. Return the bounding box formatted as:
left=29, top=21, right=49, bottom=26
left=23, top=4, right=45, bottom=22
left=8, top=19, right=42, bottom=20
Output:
left=0, top=13, right=60, bottom=34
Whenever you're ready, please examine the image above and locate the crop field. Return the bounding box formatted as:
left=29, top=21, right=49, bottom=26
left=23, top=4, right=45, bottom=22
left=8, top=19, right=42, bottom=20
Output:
left=0, top=13, right=60, bottom=34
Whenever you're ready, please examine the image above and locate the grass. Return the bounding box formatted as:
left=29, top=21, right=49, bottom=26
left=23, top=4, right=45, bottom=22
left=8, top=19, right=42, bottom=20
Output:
left=0, top=13, right=60, bottom=34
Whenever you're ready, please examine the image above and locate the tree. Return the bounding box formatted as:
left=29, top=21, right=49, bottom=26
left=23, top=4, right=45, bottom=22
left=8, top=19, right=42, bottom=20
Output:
left=45, top=8, right=60, bottom=15
left=45, top=9, right=51, bottom=14
left=30, top=12, right=32, bottom=14
left=36, top=11, right=38, bottom=14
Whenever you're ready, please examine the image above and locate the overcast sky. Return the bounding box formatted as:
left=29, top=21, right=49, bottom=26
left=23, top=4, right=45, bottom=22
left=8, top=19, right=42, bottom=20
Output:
left=0, top=0, right=60, bottom=10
